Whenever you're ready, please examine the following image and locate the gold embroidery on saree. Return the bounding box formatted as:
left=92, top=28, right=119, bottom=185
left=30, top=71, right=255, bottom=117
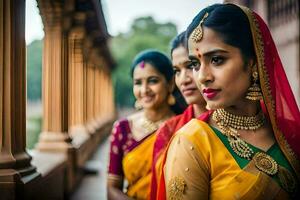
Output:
left=168, top=176, right=186, bottom=200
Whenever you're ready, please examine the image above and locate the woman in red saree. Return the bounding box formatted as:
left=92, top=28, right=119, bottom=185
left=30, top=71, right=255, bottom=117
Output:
left=150, top=32, right=207, bottom=200
left=158, top=3, right=299, bottom=199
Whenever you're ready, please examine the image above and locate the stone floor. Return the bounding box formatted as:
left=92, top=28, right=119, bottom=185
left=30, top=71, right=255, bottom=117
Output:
left=70, top=138, right=110, bottom=200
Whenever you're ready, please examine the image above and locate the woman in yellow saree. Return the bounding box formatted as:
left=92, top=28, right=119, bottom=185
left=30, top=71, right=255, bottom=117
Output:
left=159, top=3, right=300, bottom=200
left=107, top=50, right=185, bottom=200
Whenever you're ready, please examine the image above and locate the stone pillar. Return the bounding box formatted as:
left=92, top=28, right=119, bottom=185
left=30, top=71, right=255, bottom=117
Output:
left=68, top=28, right=89, bottom=140
left=107, top=75, right=115, bottom=115
left=0, top=0, right=40, bottom=198
left=36, top=0, right=71, bottom=151
left=94, top=68, right=103, bottom=123
left=83, top=61, right=88, bottom=127
left=85, top=62, right=98, bottom=133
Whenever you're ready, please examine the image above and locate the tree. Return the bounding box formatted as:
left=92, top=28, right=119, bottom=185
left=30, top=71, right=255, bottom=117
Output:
left=110, top=16, right=177, bottom=108
left=27, top=39, right=43, bottom=101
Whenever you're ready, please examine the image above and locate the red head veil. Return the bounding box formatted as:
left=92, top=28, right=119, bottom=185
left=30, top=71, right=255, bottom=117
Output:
left=238, top=5, right=300, bottom=178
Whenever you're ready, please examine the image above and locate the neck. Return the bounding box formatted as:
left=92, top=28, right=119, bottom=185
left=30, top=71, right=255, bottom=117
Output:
left=193, top=103, right=207, bottom=118
left=144, top=105, right=173, bottom=122
left=225, top=100, right=261, bottom=116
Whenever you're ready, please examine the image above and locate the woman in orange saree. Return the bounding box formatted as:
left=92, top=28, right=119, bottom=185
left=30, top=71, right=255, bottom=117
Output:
left=107, top=50, right=185, bottom=200
left=158, top=3, right=299, bottom=199
left=150, top=32, right=207, bottom=200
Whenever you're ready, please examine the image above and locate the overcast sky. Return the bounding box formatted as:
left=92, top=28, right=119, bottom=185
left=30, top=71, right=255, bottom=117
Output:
left=25, top=0, right=222, bottom=44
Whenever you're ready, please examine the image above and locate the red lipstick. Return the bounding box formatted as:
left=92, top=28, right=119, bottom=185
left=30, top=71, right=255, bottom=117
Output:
left=202, top=88, right=219, bottom=99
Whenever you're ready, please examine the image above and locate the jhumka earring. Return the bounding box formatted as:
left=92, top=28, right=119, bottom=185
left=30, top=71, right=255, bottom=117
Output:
left=246, top=65, right=263, bottom=101
left=190, top=12, right=209, bottom=43
left=134, top=100, right=142, bottom=110
left=167, top=94, right=176, bottom=105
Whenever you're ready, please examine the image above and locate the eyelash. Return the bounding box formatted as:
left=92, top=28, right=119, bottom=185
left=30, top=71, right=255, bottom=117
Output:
left=173, top=69, right=180, bottom=75
left=134, top=79, right=159, bottom=85
left=134, top=81, right=141, bottom=85
left=190, top=56, right=225, bottom=72
left=190, top=60, right=200, bottom=71
left=173, top=63, right=194, bottom=76
left=211, top=56, right=225, bottom=65
left=148, top=79, right=159, bottom=84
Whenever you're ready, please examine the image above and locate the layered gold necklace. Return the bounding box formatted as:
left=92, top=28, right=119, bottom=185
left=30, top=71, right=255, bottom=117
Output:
left=212, top=108, right=297, bottom=195
left=212, top=108, right=265, bottom=160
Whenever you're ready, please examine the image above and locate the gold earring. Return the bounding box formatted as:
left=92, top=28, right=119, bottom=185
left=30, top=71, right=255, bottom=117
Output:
left=246, top=67, right=263, bottom=101
left=167, top=94, right=176, bottom=105
left=134, top=100, right=142, bottom=110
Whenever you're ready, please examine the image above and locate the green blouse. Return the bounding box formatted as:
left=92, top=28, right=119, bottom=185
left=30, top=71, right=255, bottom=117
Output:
left=211, top=126, right=295, bottom=187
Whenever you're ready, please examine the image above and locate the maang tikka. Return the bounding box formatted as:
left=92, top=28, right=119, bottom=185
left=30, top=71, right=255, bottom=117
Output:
left=190, top=12, right=209, bottom=43
left=246, top=65, right=263, bottom=101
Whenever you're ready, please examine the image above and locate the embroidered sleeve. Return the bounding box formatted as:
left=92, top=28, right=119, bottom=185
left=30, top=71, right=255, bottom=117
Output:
left=164, top=134, right=209, bottom=200
left=108, top=120, right=126, bottom=177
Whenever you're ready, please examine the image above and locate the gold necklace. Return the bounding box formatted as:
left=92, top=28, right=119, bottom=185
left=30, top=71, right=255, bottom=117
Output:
left=141, top=114, right=171, bottom=134
left=213, top=108, right=265, bottom=131
left=212, top=109, right=298, bottom=195
left=212, top=108, right=265, bottom=160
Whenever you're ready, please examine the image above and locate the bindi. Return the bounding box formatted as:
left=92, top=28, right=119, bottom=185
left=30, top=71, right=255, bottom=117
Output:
left=139, top=61, right=145, bottom=69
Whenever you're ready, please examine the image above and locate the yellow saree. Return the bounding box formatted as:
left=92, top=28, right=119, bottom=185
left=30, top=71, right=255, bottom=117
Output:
left=164, top=119, right=292, bottom=200
left=123, top=133, right=157, bottom=199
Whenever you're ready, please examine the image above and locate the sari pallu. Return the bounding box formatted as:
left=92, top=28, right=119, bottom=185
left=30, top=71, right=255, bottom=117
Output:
left=123, top=132, right=157, bottom=199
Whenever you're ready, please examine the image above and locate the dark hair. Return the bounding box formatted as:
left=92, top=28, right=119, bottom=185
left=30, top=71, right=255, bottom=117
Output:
left=131, top=50, right=173, bottom=82
left=186, top=4, right=255, bottom=61
left=170, top=31, right=187, bottom=58
left=130, top=49, right=186, bottom=114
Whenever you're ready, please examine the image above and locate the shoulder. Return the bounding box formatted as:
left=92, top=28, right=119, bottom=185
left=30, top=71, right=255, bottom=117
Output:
left=169, top=119, right=217, bottom=161
left=176, top=119, right=212, bottom=138
left=161, top=114, right=184, bottom=130
left=155, top=113, right=186, bottom=141
left=112, top=118, right=131, bottom=136
left=113, top=118, right=129, bottom=128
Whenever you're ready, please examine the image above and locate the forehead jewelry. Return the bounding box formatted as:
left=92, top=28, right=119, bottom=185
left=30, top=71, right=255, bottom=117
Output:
left=139, top=61, right=145, bottom=69
left=190, top=12, right=209, bottom=43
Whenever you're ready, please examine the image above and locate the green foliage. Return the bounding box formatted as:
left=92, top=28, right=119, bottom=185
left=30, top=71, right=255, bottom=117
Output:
left=111, top=16, right=177, bottom=108
left=26, top=115, right=42, bottom=149
left=27, top=39, right=43, bottom=101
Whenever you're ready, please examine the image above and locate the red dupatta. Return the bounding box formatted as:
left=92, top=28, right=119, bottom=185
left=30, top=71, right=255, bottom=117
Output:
left=238, top=5, right=300, bottom=178
left=150, top=105, right=194, bottom=200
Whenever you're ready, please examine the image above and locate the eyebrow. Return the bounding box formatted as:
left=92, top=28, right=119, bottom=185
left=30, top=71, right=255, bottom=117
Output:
left=134, top=75, right=160, bottom=80
left=189, top=49, right=229, bottom=60
left=173, top=60, right=191, bottom=67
